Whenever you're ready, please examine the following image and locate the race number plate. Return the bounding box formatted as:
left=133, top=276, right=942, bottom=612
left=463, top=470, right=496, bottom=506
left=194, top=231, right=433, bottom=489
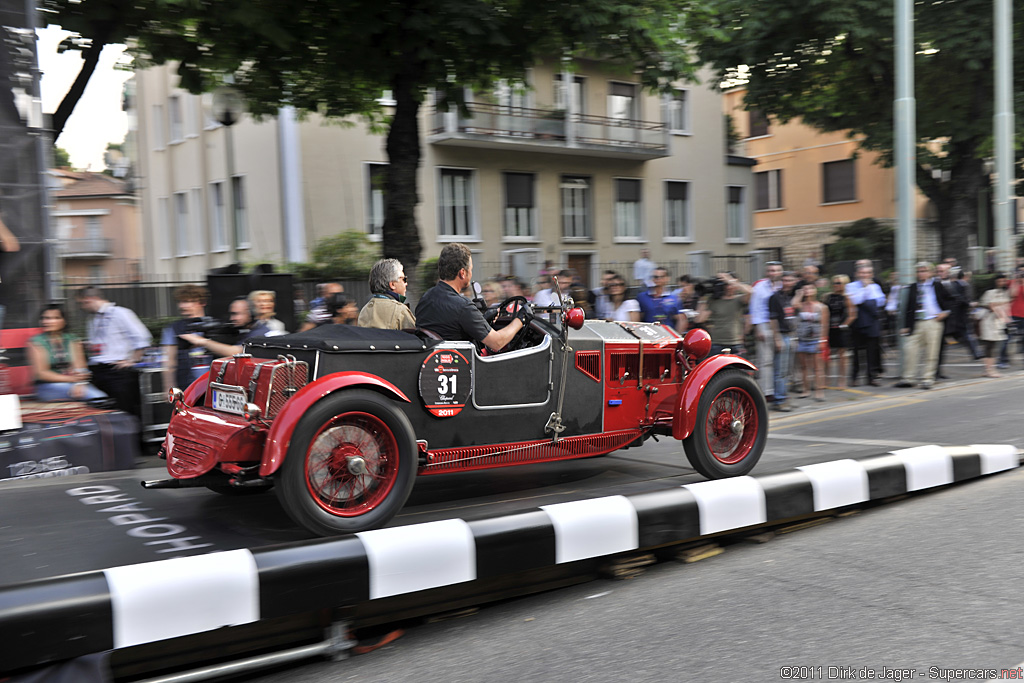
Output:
left=418, top=349, right=472, bottom=418
left=210, top=383, right=247, bottom=416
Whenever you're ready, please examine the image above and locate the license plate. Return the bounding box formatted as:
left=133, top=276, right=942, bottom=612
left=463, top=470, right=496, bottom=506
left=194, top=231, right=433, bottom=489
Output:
left=211, top=385, right=247, bottom=415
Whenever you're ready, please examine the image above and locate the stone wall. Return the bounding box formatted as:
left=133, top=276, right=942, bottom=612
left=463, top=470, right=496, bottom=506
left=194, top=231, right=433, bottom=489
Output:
left=753, top=219, right=942, bottom=270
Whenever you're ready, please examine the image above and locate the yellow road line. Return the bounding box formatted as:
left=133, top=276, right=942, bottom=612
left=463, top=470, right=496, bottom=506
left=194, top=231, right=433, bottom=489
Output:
left=771, top=397, right=926, bottom=430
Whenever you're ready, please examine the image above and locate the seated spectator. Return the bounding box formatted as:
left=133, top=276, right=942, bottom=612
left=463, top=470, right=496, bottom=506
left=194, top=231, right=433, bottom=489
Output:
left=28, top=304, right=107, bottom=402
left=300, top=282, right=343, bottom=331
left=330, top=293, right=360, bottom=325
left=596, top=276, right=641, bottom=322
left=249, top=289, right=287, bottom=334
left=358, top=258, right=416, bottom=330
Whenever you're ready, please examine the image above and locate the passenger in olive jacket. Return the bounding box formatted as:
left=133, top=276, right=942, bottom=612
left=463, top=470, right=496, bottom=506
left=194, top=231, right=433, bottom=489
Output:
left=357, top=258, right=416, bottom=330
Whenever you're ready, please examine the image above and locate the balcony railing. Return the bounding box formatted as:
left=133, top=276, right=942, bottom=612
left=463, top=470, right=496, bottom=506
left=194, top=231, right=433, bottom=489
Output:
left=429, top=102, right=669, bottom=159
left=57, top=237, right=113, bottom=258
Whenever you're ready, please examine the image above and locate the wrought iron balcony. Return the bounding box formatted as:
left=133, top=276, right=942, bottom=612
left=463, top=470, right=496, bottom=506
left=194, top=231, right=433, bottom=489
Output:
left=429, top=103, right=669, bottom=160
left=57, top=237, right=113, bottom=258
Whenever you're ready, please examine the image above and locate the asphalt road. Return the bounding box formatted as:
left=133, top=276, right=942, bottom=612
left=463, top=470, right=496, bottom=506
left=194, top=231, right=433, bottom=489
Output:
left=237, top=371, right=1024, bottom=683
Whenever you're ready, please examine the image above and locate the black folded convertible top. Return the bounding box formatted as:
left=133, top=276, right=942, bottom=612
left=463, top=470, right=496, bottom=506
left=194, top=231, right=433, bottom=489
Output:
left=245, top=324, right=441, bottom=353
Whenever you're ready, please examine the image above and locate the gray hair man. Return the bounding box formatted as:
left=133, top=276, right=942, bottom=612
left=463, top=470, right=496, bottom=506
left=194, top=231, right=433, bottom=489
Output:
left=358, top=258, right=416, bottom=330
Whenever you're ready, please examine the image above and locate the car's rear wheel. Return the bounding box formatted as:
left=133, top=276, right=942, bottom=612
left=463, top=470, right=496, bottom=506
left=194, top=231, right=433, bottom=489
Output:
left=683, top=369, right=767, bottom=479
left=278, top=389, right=416, bottom=535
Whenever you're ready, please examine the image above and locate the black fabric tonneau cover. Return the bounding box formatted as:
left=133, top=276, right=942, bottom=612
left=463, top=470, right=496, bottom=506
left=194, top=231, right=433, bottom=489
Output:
left=245, top=324, right=441, bottom=353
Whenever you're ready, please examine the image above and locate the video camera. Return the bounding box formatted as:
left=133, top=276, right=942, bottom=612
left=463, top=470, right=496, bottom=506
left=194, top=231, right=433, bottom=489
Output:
left=183, top=316, right=238, bottom=345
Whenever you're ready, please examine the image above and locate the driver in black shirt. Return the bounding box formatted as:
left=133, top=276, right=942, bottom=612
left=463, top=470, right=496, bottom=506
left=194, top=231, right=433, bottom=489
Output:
left=416, top=243, right=526, bottom=352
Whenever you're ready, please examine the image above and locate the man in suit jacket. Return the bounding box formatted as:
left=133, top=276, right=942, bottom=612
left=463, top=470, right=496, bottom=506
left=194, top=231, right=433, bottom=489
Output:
left=896, top=262, right=952, bottom=389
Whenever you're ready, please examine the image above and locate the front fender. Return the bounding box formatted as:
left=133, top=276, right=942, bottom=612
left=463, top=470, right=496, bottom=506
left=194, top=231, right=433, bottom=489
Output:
left=673, top=354, right=757, bottom=441
left=259, top=371, right=411, bottom=477
left=183, top=371, right=210, bottom=406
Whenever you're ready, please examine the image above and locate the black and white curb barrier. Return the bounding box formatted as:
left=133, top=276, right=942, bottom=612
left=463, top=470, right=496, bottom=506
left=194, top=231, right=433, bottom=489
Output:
left=1, top=444, right=1018, bottom=674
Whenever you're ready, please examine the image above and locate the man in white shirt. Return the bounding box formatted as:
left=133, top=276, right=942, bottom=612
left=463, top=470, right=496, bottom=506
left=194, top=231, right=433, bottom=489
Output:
left=845, top=263, right=886, bottom=385
left=633, top=249, right=656, bottom=288
left=749, top=261, right=783, bottom=399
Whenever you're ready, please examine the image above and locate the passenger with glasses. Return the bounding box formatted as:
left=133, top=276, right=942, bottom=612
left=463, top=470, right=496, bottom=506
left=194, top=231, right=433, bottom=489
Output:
left=358, top=258, right=416, bottom=330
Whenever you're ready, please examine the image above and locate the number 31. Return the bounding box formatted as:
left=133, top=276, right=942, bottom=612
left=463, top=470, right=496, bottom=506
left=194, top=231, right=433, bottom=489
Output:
left=437, top=374, right=457, bottom=395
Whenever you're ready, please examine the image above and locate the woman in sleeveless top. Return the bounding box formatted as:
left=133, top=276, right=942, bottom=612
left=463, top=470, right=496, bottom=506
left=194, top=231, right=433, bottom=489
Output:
left=28, top=304, right=107, bottom=402
left=825, top=274, right=855, bottom=389
left=795, top=283, right=829, bottom=401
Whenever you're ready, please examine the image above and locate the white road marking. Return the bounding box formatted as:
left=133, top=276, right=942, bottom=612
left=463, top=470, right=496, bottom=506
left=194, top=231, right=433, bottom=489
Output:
left=768, top=433, right=930, bottom=448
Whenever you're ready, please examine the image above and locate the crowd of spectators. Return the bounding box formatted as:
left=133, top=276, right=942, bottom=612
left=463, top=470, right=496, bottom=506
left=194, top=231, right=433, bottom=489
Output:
left=20, top=250, right=1024, bottom=418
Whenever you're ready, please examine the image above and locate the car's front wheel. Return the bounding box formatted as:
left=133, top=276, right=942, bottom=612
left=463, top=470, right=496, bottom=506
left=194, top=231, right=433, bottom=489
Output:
left=683, top=369, right=767, bottom=479
left=278, top=389, right=417, bottom=536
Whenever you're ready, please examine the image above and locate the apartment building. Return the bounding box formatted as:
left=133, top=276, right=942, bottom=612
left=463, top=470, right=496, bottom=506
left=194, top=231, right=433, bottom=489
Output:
left=51, top=170, right=143, bottom=282
left=724, top=88, right=941, bottom=267
left=131, top=60, right=757, bottom=288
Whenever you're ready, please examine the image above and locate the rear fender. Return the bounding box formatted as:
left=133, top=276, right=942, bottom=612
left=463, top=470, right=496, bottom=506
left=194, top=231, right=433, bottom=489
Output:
left=673, top=355, right=757, bottom=441
left=259, top=372, right=411, bottom=477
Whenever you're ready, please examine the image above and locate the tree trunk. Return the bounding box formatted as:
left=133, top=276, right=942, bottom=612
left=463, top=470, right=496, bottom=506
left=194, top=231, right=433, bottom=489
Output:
left=918, top=147, right=985, bottom=267
left=381, top=66, right=423, bottom=301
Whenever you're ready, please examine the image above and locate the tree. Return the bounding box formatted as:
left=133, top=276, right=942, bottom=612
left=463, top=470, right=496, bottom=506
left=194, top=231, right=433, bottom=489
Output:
left=696, top=0, right=1024, bottom=264
left=46, top=0, right=713, bottom=284
left=825, top=218, right=894, bottom=271
left=52, top=145, right=70, bottom=168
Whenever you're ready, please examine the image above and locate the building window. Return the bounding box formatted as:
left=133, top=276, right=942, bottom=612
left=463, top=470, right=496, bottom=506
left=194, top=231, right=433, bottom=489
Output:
left=554, top=74, right=584, bottom=114
left=168, top=95, right=183, bottom=143
left=561, top=175, right=591, bottom=240
left=438, top=168, right=475, bottom=238
left=85, top=215, right=103, bottom=240
left=822, top=159, right=856, bottom=204
left=152, top=104, right=164, bottom=149
left=726, top=186, right=748, bottom=243
left=174, top=191, right=189, bottom=256
left=748, top=109, right=769, bottom=138
left=185, top=96, right=198, bottom=137
left=232, top=176, right=249, bottom=247
left=158, top=197, right=170, bottom=258
left=367, top=163, right=387, bottom=238
left=614, top=178, right=642, bottom=240
left=503, top=172, right=536, bottom=239
left=667, top=89, right=689, bottom=134
left=608, top=82, right=637, bottom=121
left=664, top=181, right=691, bottom=241
left=754, top=169, right=783, bottom=211
left=190, top=188, right=203, bottom=254
left=210, top=181, right=227, bottom=251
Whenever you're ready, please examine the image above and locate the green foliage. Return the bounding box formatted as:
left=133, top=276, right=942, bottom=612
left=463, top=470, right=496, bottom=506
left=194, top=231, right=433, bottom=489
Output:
left=52, top=146, right=71, bottom=168
left=418, top=257, right=439, bottom=292
left=287, top=232, right=380, bottom=281
left=825, top=237, right=871, bottom=265
left=831, top=218, right=895, bottom=271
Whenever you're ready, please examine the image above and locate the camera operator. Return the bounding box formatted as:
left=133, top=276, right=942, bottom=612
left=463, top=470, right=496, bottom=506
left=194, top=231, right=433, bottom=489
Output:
left=695, top=272, right=751, bottom=356
left=178, top=296, right=272, bottom=368
left=161, top=285, right=219, bottom=391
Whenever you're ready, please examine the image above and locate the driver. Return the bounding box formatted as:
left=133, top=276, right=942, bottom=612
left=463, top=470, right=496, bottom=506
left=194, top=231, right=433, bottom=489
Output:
left=416, top=243, right=528, bottom=352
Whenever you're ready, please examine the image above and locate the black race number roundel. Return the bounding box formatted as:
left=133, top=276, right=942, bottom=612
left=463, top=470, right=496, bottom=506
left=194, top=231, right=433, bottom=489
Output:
left=418, top=349, right=472, bottom=417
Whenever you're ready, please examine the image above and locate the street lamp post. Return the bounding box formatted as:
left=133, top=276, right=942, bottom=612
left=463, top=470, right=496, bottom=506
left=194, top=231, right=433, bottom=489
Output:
left=211, top=86, right=245, bottom=266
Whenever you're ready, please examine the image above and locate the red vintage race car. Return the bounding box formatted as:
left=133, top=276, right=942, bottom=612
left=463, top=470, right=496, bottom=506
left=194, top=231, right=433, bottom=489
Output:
left=147, top=297, right=768, bottom=536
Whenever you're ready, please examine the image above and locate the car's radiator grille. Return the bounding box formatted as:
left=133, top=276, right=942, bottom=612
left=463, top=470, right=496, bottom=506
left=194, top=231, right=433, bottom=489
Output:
left=168, top=436, right=214, bottom=477
left=642, top=352, right=673, bottom=380
left=265, top=361, right=308, bottom=419
left=421, top=430, right=642, bottom=473
left=609, top=352, right=639, bottom=382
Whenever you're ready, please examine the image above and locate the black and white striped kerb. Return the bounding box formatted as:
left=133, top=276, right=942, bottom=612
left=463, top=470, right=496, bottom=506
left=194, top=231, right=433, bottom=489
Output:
left=0, top=444, right=1017, bottom=673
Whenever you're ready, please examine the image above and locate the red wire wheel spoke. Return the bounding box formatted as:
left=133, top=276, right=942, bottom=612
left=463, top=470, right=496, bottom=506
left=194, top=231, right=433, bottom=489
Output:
left=703, top=387, right=758, bottom=465
left=304, top=412, right=399, bottom=517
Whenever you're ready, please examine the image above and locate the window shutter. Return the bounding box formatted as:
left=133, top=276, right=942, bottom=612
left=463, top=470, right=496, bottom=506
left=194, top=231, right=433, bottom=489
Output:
left=610, top=82, right=636, bottom=98
left=666, top=181, right=688, bottom=201
left=617, top=179, right=641, bottom=203
left=505, top=173, right=534, bottom=208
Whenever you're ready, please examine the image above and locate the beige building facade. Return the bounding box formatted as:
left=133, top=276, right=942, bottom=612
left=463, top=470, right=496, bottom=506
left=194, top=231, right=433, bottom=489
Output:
left=724, top=88, right=940, bottom=268
left=131, top=61, right=758, bottom=288
left=51, top=170, right=143, bottom=282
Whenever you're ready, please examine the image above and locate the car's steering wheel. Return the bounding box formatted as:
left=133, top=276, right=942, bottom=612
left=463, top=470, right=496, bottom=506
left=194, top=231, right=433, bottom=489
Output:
left=484, top=295, right=533, bottom=352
